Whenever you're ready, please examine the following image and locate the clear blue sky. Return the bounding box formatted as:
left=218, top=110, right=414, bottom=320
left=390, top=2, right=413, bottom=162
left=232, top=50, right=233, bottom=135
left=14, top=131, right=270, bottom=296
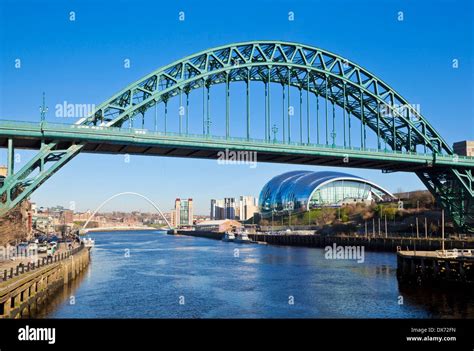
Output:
left=0, top=0, right=473, bottom=214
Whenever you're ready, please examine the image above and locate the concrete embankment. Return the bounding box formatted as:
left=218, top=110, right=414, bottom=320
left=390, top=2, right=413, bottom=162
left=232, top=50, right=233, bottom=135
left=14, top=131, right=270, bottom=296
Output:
left=0, top=245, right=90, bottom=318
left=177, top=230, right=474, bottom=252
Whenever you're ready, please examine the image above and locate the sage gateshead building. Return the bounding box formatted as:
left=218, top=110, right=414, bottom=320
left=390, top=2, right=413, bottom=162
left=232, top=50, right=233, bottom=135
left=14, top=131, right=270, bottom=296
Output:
left=259, top=171, right=396, bottom=217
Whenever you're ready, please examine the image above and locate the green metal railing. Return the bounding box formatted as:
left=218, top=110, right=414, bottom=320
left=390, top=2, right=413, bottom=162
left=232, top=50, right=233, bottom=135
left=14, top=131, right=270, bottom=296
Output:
left=1, top=119, right=471, bottom=159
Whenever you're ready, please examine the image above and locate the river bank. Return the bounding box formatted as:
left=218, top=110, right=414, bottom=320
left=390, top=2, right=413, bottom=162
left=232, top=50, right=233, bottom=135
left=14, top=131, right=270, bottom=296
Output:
left=0, top=244, right=90, bottom=318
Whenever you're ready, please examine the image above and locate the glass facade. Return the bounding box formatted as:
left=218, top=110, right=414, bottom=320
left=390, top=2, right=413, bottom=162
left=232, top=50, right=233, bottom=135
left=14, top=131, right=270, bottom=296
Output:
left=309, top=180, right=371, bottom=208
left=180, top=200, right=190, bottom=225
left=259, top=171, right=394, bottom=217
left=174, top=198, right=193, bottom=226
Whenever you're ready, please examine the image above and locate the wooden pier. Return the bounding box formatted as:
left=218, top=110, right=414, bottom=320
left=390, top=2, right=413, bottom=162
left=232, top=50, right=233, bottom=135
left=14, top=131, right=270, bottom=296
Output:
left=249, top=233, right=474, bottom=252
left=176, top=230, right=474, bottom=252
left=397, top=249, right=474, bottom=286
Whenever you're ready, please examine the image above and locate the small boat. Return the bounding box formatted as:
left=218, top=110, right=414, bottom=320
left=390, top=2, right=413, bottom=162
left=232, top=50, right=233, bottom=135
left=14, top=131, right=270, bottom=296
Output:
left=234, top=231, right=252, bottom=243
left=82, top=237, right=95, bottom=248
left=222, top=232, right=235, bottom=242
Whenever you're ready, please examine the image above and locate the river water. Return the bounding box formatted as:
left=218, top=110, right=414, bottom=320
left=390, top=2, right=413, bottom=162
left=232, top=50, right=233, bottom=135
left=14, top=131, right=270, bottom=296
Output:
left=38, top=230, right=474, bottom=318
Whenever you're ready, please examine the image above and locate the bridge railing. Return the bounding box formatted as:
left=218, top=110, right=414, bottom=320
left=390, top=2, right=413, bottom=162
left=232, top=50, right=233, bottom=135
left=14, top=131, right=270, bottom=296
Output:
left=1, top=119, right=473, bottom=163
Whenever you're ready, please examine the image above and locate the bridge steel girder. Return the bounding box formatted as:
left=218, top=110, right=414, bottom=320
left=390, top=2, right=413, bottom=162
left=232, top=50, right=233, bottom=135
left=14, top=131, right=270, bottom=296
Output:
left=83, top=41, right=447, bottom=154
left=1, top=41, right=473, bottom=232
left=1, top=121, right=474, bottom=169
left=0, top=141, right=83, bottom=216
left=417, top=169, right=474, bottom=233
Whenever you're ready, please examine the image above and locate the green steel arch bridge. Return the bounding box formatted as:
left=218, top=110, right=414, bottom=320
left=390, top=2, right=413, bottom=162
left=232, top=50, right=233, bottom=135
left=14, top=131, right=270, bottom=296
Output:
left=0, top=41, right=473, bottom=231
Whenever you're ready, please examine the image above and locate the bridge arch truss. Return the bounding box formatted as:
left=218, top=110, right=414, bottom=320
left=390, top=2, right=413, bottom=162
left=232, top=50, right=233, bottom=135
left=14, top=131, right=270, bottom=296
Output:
left=1, top=41, right=473, bottom=231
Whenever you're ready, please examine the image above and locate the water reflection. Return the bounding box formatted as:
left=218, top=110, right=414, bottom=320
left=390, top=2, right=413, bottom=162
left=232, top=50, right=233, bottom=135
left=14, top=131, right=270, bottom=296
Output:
left=37, top=231, right=474, bottom=319
left=399, top=284, right=474, bottom=318
left=33, top=264, right=90, bottom=318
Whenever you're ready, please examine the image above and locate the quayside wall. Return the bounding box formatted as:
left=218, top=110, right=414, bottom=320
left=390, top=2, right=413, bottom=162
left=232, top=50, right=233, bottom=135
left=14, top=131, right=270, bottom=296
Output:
left=0, top=245, right=90, bottom=318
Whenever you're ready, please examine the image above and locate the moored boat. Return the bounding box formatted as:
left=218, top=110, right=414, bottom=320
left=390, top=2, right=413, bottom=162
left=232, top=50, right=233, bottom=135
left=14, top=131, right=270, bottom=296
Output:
left=222, top=232, right=235, bottom=242
left=82, top=237, right=95, bottom=248
left=234, top=230, right=253, bottom=243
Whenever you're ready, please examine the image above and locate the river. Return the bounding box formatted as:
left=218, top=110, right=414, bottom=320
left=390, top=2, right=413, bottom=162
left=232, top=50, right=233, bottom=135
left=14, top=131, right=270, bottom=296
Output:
left=37, top=230, right=474, bottom=318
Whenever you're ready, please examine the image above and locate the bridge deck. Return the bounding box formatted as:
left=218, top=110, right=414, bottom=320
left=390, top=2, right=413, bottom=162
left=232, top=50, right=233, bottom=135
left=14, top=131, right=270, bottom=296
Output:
left=0, top=120, right=473, bottom=172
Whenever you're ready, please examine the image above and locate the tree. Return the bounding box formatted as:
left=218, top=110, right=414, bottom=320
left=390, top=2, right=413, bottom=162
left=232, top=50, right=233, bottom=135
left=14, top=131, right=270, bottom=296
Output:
left=384, top=207, right=398, bottom=221
left=320, top=207, right=336, bottom=224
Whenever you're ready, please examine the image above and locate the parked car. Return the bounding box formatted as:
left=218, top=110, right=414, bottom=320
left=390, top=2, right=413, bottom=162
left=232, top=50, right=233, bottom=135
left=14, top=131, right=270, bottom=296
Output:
left=47, top=246, right=56, bottom=257
left=38, top=243, right=48, bottom=253
left=48, top=235, right=59, bottom=243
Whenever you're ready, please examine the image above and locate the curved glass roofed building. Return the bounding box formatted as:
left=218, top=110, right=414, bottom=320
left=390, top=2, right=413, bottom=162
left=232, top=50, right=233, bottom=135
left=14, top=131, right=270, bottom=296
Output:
left=259, top=171, right=395, bottom=217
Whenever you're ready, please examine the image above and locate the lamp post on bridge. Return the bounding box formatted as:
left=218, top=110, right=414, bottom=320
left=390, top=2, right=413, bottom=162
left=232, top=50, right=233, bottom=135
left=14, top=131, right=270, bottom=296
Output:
left=272, top=124, right=278, bottom=143
left=331, top=132, right=337, bottom=148
left=39, top=92, right=48, bottom=124
left=206, top=118, right=212, bottom=137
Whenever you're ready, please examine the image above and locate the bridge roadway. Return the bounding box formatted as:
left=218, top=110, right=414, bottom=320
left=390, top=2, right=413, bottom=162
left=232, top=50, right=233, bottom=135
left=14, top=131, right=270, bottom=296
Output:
left=1, top=120, right=473, bottom=172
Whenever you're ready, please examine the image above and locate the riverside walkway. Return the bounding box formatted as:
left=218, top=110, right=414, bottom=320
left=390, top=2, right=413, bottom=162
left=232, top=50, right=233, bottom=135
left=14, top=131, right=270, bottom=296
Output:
left=0, top=243, right=90, bottom=318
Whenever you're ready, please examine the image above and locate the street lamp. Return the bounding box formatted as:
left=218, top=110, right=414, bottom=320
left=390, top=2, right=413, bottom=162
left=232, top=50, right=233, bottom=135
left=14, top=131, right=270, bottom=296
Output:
left=272, top=124, right=278, bottom=143
left=39, top=92, right=48, bottom=123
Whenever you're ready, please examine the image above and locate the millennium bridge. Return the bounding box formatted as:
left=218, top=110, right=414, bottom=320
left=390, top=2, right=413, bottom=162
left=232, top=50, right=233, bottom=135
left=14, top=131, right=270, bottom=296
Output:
left=0, top=41, right=473, bottom=231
